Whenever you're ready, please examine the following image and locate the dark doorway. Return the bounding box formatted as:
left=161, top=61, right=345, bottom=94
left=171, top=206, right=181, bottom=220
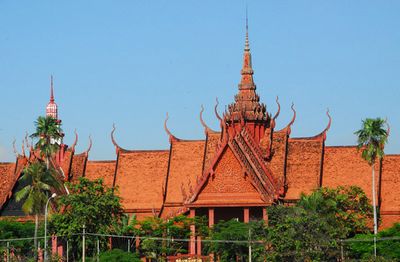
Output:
left=214, top=207, right=243, bottom=223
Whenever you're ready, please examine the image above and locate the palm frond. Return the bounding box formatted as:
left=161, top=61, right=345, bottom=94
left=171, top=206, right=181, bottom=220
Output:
left=15, top=185, right=31, bottom=202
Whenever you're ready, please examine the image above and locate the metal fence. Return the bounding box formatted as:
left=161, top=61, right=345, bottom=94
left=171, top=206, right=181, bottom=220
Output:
left=0, top=233, right=399, bottom=261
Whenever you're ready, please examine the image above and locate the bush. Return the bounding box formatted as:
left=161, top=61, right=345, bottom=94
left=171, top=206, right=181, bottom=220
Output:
left=0, top=219, right=43, bottom=257
left=99, top=249, right=141, bottom=262
left=349, top=223, right=400, bottom=260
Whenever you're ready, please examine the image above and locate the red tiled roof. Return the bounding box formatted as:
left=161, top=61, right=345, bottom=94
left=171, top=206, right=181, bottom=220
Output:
left=164, top=140, right=206, bottom=207
left=85, top=160, right=116, bottom=188
left=379, top=155, right=400, bottom=212
left=0, top=157, right=27, bottom=209
left=70, top=153, right=88, bottom=182
left=266, top=130, right=288, bottom=183
left=322, top=146, right=375, bottom=199
left=285, top=139, right=324, bottom=200
left=0, top=162, right=17, bottom=209
left=114, top=150, right=169, bottom=211
left=203, top=132, right=221, bottom=173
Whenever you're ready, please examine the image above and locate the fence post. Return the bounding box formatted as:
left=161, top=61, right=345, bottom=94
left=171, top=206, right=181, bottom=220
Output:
left=248, top=228, right=252, bottom=262
left=128, top=239, right=130, bottom=253
left=6, top=241, right=9, bottom=262
left=340, top=240, right=344, bottom=261
left=66, top=240, right=69, bottom=262
left=97, top=239, right=100, bottom=262
left=82, top=224, right=86, bottom=262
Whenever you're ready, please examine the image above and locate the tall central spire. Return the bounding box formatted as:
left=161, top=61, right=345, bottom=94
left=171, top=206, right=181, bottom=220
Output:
left=239, top=12, right=255, bottom=91
left=226, top=16, right=266, bottom=120
left=224, top=14, right=270, bottom=142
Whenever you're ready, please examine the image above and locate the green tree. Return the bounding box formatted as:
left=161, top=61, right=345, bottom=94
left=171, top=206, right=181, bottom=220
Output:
left=30, top=116, right=63, bottom=168
left=355, top=117, right=389, bottom=256
left=99, top=249, right=141, bottom=262
left=0, top=219, right=43, bottom=258
left=134, top=215, right=205, bottom=261
left=14, top=161, right=61, bottom=260
left=298, top=186, right=372, bottom=238
left=349, top=223, right=400, bottom=260
left=207, top=219, right=267, bottom=262
left=267, top=186, right=372, bottom=261
left=50, top=177, right=124, bottom=261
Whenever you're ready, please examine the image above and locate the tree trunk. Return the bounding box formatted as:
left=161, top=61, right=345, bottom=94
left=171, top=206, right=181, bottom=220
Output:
left=34, top=213, right=39, bottom=261
left=372, top=163, right=378, bottom=256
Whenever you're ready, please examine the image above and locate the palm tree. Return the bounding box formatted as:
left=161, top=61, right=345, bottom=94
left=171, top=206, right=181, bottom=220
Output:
left=15, top=161, right=62, bottom=260
left=30, top=116, right=63, bottom=168
left=355, top=117, right=388, bottom=257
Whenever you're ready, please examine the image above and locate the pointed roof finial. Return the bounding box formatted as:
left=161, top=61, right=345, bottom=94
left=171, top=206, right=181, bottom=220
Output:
left=245, top=4, right=250, bottom=51
left=50, top=75, right=54, bottom=102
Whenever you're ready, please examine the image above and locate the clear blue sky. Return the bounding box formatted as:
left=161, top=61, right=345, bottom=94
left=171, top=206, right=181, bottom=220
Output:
left=1, top=1, right=399, bottom=162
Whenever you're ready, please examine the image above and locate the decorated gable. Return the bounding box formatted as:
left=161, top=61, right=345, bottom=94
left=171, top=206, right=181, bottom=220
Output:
left=192, top=146, right=265, bottom=206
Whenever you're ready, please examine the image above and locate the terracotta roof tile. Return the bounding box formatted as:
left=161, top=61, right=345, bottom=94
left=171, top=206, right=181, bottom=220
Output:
left=285, top=139, right=324, bottom=200
left=322, top=146, right=376, bottom=199
left=0, top=162, right=17, bottom=209
left=204, top=132, right=221, bottom=172
left=164, top=140, right=206, bottom=206
left=266, top=131, right=288, bottom=182
left=70, top=153, right=88, bottom=182
left=0, top=157, right=27, bottom=209
left=115, top=150, right=169, bottom=211
left=85, top=160, right=116, bottom=188
left=381, top=155, right=400, bottom=212
left=60, top=150, right=74, bottom=179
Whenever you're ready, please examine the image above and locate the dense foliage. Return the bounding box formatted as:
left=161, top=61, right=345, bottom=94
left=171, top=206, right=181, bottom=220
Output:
left=349, top=223, right=400, bottom=260
left=50, top=177, right=124, bottom=260
left=207, top=219, right=267, bottom=261
left=355, top=117, right=389, bottom=257
left=267, top=186, right=372, bottom=261
left=14, top=115, right=64, bottom=259
left=355, top=118, right=388, bottom=165
left=30, top=116, right=63, bottom=162
left=118, top=215, right=208, bottom=260
left=98, top=249, right=141, bottom=262
left=0, top=220, right=43, bottom=257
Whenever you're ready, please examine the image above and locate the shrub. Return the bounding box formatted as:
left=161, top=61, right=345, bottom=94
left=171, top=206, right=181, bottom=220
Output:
left=99, top=249, right=141, bottom=262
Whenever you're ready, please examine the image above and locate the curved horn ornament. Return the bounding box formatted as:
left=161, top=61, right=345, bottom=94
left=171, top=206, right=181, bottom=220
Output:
left=71, top=129, right=78, bottom=152
left=111, top=124, right=123, bottom=153
left=85, top=136, right=92, bottom=156
left=200, top=105, right=216, bottom=133
left=272, top=96, right=281, bottom=121
left=214, top=97, right=223, bottom=122
left=164, top=113, right=179, bottom=142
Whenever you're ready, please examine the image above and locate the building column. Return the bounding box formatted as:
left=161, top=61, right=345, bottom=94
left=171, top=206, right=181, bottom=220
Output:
left=244, top=208, right=250, bottom=223
left=196, top=236, right=202, bottom=256
left=189, top=208, right=196, bottom=255
left=208, top=208, right=215, bottom=227
left=208, top=208, right=215, bottom=261
left=263, top=207, right=268, bottom=225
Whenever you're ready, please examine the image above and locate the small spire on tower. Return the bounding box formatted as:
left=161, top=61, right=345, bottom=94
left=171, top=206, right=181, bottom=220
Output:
left=50, top=75, right=54, bottom=102
left=245, top=5, right=250, bottom=51
left=46, top=75, right=58, bottom=119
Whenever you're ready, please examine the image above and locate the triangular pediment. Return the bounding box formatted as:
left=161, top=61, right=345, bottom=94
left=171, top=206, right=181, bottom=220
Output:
left=190, top=145, right=266, bottom=206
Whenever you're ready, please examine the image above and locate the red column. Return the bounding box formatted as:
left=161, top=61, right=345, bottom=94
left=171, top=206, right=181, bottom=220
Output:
left=196, top=236, right=202, bottom=256
left=244, top=208, right=250, bottom=223
left=51, top=235, right=57, bottom=255
left=263, top=207, right=268, bottom=225
left=189, top=209, right=196, bottom=255
left=208, top=208, right=215, bottom=227
left=209, top=208, right=215, bottom=261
